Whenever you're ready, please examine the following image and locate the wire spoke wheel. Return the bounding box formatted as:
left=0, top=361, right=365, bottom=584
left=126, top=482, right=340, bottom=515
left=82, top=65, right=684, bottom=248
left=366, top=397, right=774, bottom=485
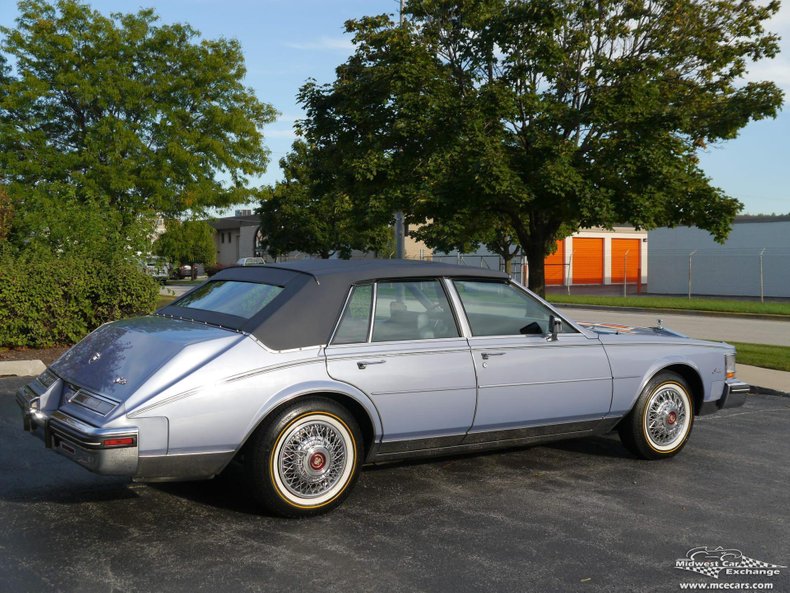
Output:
left=619, top=372, right=695, bottom=460
left=644, top=385, right=689, bottom=450
left=270, top=411, right=357, bottom=508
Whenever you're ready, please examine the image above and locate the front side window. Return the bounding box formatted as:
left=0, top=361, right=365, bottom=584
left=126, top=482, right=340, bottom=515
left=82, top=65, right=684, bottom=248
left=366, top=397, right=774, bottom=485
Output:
left=372, top=280, right=459, bottom=342
left=175, top=280, right=283, bottom=319
left=453, top=280, right=576, bottom=337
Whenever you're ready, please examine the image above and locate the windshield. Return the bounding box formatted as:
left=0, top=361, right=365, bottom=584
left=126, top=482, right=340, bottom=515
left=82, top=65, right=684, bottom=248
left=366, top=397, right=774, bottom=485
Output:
left=175, top=280, right=284, bottom=319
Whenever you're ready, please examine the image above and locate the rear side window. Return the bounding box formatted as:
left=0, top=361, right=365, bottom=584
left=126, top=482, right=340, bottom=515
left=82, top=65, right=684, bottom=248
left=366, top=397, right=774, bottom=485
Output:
left=333, top=285, right=373, bottom=344
left=175, top=280, right=283, bottom=319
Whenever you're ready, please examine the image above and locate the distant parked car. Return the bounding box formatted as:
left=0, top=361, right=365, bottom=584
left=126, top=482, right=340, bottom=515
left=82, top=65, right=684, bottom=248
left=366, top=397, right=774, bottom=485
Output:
left=16, top=260, right=748, bottom=517
left=235, top=257, right=266, bottom=266
left=176, top=264, right=192, bottom=279
left=142, top=256, right=170, bottom=284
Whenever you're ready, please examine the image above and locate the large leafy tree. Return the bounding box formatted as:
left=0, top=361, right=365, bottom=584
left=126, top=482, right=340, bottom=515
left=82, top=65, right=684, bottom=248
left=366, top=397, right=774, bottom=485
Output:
left=258, top=140, right=392, bottom=259
left=0, top=0, right=276, bottom=255
left=154, top=219, right=216, bottom=279
left=0, top=186, right=12, bottom=242
left=299, top=0, right=783, bottom=295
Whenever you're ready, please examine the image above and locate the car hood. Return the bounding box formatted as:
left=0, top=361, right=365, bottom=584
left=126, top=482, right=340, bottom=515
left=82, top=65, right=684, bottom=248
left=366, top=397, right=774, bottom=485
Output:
left=51, top=316, right=243, bottom=403
left=578, top=321, right=689, bottom=338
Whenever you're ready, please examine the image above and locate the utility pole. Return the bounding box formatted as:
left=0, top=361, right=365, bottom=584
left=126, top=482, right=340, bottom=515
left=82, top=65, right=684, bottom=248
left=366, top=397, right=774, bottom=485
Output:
left=394, top=0, right=406, bottom=259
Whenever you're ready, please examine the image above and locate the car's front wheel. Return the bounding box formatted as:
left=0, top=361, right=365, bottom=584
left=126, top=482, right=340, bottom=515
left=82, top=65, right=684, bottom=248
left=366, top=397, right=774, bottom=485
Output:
left=246, top=398, right=362, bottom=517
left=618, top=372, right=694, bottom=459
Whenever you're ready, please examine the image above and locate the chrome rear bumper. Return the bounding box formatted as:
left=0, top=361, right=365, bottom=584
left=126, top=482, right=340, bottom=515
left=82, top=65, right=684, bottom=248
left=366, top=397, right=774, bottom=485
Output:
left=17, top=386, right=139, bottom=475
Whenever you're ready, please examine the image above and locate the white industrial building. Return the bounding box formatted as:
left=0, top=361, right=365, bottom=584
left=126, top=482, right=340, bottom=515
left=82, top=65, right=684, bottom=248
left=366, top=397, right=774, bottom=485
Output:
left=647, top=215, right=790, bottom=298
left=209, top=211, right=262, bottom=266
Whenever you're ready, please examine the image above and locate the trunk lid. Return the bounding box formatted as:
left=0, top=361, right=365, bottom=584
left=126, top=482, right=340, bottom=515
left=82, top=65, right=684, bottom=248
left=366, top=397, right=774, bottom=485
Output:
left=51, top=316, right=242, bottom=404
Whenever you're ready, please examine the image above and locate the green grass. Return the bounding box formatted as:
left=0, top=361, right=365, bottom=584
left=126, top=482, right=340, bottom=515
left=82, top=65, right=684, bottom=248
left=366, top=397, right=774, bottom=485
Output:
left=547, top=294, right=790, bottom=317
left=730, top=342, right=790, bottom=373
left=156, top=295, right=177, bottom=309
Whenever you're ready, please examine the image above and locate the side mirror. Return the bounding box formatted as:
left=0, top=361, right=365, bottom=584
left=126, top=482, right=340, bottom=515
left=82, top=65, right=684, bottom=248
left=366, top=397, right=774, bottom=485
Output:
left=547, top=315, right=562, bottom=342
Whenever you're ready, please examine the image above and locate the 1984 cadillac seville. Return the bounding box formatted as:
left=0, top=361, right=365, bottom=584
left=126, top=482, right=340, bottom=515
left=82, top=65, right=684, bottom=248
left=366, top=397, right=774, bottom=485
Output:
left=17, top=260, right=748, bottom=516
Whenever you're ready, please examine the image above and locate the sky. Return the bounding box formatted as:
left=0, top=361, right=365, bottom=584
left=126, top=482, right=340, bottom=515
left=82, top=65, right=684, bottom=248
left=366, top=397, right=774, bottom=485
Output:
left=1, top=0, right=788, bottom=216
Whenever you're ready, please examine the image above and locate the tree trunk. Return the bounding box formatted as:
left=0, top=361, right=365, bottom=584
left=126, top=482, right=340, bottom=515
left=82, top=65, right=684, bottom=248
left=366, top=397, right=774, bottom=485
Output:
left=502, top=255, right=513, bottom=277
left=523, top=239, right=546, bottom=297
left=509, top=212, right=555, bottom=299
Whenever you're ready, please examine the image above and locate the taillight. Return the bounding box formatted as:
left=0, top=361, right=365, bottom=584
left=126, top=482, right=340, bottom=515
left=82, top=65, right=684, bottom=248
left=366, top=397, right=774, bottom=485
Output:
left=101, top=437, right=136, bottom=448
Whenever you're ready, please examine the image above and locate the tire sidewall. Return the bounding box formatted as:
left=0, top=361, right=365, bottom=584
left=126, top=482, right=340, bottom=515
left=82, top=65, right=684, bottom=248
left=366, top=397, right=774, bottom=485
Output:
left=621, top=372, right=695, bottom=460
left=639, top=379, right=693, bottom=455
left=269, top=410, right=357, bottom=509
left=248, top=398, right=363, bottom=517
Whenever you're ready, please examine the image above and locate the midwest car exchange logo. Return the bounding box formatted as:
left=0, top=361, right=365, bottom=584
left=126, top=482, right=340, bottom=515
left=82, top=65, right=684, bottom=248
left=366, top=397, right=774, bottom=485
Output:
left=675, top=547, right=786, bottom=579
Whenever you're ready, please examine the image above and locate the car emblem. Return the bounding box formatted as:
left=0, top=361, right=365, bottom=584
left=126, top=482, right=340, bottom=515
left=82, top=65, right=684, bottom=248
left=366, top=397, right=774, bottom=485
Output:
left=88, top=352, right=101, bottom=364
left=113, top=377, right=128, bottom=385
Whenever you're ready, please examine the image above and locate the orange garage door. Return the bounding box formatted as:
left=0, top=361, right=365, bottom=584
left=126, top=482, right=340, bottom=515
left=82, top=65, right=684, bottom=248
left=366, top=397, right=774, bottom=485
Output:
left=572, top=238, right=603, bottom=284
left=544, top=240, right=565, bottom=285
left=611, top=238, right=641, bottom=283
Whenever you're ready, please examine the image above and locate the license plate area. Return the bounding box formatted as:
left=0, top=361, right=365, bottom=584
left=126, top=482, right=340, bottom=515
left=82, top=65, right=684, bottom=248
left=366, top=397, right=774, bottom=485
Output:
left=51, top=432, right=95, bottom=468
left=58, top=440, right=76, bottom=456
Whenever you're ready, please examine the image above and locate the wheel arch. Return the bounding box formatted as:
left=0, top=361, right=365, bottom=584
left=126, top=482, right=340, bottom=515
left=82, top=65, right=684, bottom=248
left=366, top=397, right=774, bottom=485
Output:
left=237, top=383, right=381, bottom=463
left=654, top=364, right=704, bottom=415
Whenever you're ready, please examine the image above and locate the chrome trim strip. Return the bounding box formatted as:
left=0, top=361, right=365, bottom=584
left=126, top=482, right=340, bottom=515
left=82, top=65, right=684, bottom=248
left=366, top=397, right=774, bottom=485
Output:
left=478, top=376, right=612, bottom=389
left=328, top=346, right=472, bottom=362
left=463, top=419, right=603, bottom=444
left=67, top=388, right=119, bottom=417
left=372, top=418, right=621, bottom=461
left=367, top=282, right=377, bottom=343
left=225, top=357, right=324, bottom=382
left=442, top=278, right=472, bottom=338
left=134, top=451, right=235, bottom=482
left=371, top=385, right=475, bottom=396
left=48, top=411, right=138, bottom=448
left=131, top=357, right=326, bottom=416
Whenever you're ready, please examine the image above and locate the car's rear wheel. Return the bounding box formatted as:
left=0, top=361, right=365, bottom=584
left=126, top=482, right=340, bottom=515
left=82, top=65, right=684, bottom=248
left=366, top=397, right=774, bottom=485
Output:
left=246, top=398, right=362, bottom=517
left=618, top=372, right=694, bottom=460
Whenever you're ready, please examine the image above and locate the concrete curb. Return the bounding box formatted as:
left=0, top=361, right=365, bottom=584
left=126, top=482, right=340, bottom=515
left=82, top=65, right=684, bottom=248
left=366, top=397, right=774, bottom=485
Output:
left=750, top=385, right=789, bottom=397
left=0, top=359, right=46, bottom=378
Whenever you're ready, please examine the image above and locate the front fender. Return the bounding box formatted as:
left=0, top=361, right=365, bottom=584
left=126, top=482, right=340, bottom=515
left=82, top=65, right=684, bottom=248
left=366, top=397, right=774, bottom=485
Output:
left=602, top=337, right=727, bottom=416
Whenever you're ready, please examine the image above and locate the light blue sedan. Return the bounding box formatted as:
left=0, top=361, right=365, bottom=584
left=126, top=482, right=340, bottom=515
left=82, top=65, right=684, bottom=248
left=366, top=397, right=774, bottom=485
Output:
left=17, top=260, right=748, bottom=516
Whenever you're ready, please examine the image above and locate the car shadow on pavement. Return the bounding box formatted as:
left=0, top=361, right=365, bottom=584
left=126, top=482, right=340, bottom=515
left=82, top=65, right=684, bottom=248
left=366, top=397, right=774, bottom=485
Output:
left=546, top=434, right=635, bottom=459
left=1, top=481, right=139, bottom=505
left=148, top=467, right=269, bottom=516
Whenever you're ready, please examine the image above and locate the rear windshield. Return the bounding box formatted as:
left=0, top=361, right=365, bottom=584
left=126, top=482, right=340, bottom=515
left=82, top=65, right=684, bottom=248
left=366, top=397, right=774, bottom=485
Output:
left=174, top=280, right=284, bottom=319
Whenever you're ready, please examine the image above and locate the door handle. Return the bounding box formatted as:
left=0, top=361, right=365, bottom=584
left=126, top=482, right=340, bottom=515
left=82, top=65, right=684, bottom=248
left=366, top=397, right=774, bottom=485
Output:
left=357, top=360, right=386, bottom=370
left=481, top=352, right=506, bottom=360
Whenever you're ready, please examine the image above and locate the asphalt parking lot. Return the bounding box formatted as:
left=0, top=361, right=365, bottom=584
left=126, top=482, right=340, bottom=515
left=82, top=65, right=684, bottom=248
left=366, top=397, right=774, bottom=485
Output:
left=1, top=376, right=788, bottom=593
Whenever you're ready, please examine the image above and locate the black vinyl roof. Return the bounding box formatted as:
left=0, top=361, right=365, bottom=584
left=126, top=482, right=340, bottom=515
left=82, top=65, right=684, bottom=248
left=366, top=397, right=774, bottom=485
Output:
left=158, top=259, right=508, bottom=350
left=239, top=258, right=506, bottom=283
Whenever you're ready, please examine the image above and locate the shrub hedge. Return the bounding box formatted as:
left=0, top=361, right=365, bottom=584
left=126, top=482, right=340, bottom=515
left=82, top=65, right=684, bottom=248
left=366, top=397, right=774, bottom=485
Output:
left=0, top=252, right=159, bottom=348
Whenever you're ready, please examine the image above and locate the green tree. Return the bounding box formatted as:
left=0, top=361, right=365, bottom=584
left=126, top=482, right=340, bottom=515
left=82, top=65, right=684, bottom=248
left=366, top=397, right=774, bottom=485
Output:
left=258, top=140, right=392, bottom=259
left=0, top=0, right=276, bottom=255
left=154, top=219, right=216, bottom=279
left=0, top=186, right=12, bottom=243
left=299, top=1, right=784, bottom=295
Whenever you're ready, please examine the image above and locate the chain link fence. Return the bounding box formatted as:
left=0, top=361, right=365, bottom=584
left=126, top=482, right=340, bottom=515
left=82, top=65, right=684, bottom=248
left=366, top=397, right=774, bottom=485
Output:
left=649, top=248, right=790, bottom=301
